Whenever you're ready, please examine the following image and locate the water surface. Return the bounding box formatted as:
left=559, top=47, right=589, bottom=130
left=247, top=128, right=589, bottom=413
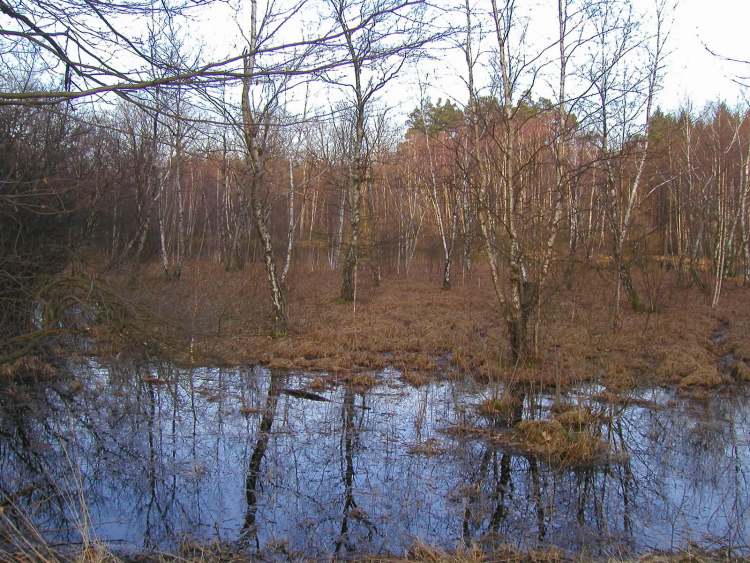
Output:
left=0, top=361, right=748, bottom=558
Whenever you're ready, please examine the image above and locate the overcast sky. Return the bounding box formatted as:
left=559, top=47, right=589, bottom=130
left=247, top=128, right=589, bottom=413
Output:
left=402, top=0, right=750, bottom=117
left=661, top=0, right=749, bottom=108
left=146, top=0, right=750, bottom=124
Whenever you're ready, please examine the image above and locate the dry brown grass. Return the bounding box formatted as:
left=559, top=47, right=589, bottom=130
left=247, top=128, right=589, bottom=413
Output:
left=402, top=370, right=432, bottom=387
left=337, top=372, right=379, bottom=390
left=6, top=543, right=737, bottom=563
left=307, top=376, right=329, bottom=390
left=733, top=361, right=750, bottom=382
left=554, top=407, right=603, bottom=432
left=382, top=542, right=565, bottom=563
left=638, top=547, right=742, bottom=563
left=407, top=437, right=446, bottom=456
left=513, top=418, right=611, bottom=468
left=445, top=406, right=613, bottom=469
left=0, top=355, right=56, bottom=380
left=476, top=393, right=523, bottom=424
left=100, top=258, right=750, bottom=392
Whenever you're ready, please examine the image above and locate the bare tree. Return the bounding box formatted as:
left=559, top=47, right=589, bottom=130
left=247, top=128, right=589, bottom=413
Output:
left=409, top=90, right=463, bottom=289
left=0, top=0, right=218, bottom=105
left=584, top=0, right=668, bottom=319
left=238, top=1, right=299, bottom=336
left=324, top=0, right=436, bottom=302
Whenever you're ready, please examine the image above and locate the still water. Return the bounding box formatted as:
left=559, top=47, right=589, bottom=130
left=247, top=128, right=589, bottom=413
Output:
left=0, top=361, right=748, bottom=558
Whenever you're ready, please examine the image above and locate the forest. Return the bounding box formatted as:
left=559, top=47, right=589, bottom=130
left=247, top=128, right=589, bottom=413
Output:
left=1, top=0, right=750, bottom=560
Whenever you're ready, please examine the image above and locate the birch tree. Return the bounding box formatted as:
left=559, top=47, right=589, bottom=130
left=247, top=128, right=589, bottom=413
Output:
left=586, top=0, right=668, bottom=318
left=324, top=0, right=436, bottom=302
left=239, top=0, right=295, bottom=336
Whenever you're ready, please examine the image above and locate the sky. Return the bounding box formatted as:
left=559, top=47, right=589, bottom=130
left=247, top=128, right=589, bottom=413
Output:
left=404, top=0, right=750, bottom=117
left=153, top=0, right=750, bottom=131
left=5, top=0, right=745, bottom=124
left=661, top=0, right=750, bottom=109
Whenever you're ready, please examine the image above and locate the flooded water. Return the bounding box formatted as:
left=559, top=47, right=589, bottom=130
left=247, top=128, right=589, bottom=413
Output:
left=0, top=360, right=748, bottom=558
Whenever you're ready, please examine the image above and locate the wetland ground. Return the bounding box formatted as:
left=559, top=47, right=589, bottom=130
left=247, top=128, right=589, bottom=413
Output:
left=2, top=261, right=750, bottom=561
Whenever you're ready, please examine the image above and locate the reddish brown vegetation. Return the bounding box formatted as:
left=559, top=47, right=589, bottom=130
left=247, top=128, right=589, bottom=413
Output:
left=105, top=257, right=750, bottom=393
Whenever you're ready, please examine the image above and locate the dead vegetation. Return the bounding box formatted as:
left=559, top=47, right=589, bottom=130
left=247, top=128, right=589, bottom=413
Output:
left=445, top=404, right=615, bottom=469
left=3, top=541, right=739, bottom=563
left=386, top=542, right=565, bottom=562
left=513, top=405, right=613, bottom=468
left=402, top=370, right=432, bottom=387
left=100, top=259, right=750, bottom=397
left=1, top=494, right=742, bottom=563
left=387, top=544, right=746, bottom=563
left=513, top=418, right=611, bottom=468
left=0, top=355, right=57, bottom=381
left=407, top=437, right=446, bottom=456
left=476, top=393, right=523, bottom=424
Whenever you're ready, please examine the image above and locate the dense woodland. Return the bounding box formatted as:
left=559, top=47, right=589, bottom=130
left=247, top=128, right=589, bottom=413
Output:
left=2, top=0, right=750, bottom=366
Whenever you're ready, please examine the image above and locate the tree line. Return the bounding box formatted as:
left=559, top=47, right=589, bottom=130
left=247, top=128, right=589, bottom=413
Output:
left=1, top=0, right=748, bottom=364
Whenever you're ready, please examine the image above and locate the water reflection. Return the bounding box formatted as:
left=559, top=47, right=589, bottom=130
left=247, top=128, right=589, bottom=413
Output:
left=241, top=370, right=282, bottom=549
left=0, top=362, right=748, bottom=557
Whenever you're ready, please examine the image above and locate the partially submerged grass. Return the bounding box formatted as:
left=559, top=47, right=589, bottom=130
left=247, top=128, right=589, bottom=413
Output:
left=553, top=406, right=604, bottom=431
left=638, top=546, right=743, bottom=562
left=0, top=355, right=57, bottom=380
left=402, top=370, right=432, bottom=387
left=337, top=372, right=378, bottom=390
left=733, top=360, right=750, bottom=382
left=0, top=542, right=120, bottom=563
left=446, top=405, right=614, bottom=469
left=407, top=437, right=445, bottom=456
left=307, top=376, right=329, bottom=390
left=98, top=258, right=750, bottom=394
left=4, top=542, right=740, bottom=563
left=476, top=393, right=523, bottom=425
left=393, top=546, right=739, bottom=562
left=678, top=365, right=725, bottom=389
left=513, top=418, right=611, bottom=468
left=389, top=541, right=565, bottom=563
left=1, top=503, right=741, bottom=563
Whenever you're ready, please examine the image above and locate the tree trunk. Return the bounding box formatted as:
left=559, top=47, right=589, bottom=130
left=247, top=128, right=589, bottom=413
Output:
left=442, top=253, right=452, bottom=290
left=341, top=239, right=358, bottom=301
left=241, top=1, right=287, bottom=336
left=340, top=102, right=366, bottom=302
left=252, top=194, right=287, bottom=336
left=618, top=257, right=641, bottom=312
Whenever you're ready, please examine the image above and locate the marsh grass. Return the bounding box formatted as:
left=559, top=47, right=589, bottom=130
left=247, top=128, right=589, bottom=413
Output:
left=476, top=393, right=523, bottom=425
left=513, top=418, right=611, bottom=468
left=446, top=402, right=615, bottom=469
left=101, top=260, right=750, bottom=396
left=402, top=371, right=432, bottom=387
left=375, top=541, right=565, bottom=562
left=407, top=437, right=445, bottom=456
left=0, top=438, right=120, bottom=563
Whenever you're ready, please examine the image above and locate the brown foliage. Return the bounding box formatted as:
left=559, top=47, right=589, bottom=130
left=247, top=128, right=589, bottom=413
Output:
left=102, top=258, right=750, bottom=395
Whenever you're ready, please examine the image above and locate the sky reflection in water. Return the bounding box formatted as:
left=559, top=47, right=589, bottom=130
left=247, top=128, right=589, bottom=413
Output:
left=0, top=361, right=748, bottom=558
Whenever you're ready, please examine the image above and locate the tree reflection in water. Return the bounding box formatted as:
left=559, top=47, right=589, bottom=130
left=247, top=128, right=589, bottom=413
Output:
left=0, top=361, right=747, bottom=557
left=240, top=370, right=283, bottom=551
